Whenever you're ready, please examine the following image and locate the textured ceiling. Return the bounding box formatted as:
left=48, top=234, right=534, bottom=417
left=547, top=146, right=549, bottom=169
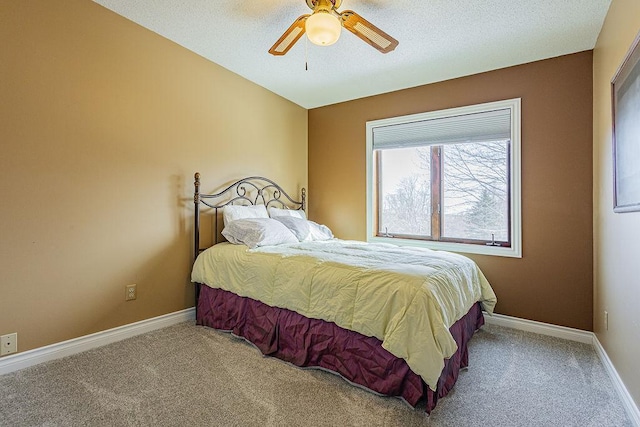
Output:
left=92, top=0, right=611, bottom=109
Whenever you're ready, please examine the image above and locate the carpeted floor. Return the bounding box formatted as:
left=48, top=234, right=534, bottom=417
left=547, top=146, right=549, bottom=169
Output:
left=0, top=322, right=632, bottom=426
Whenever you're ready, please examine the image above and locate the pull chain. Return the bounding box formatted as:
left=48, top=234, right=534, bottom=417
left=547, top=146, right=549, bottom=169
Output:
left=305, top=36, right=308, bottom=71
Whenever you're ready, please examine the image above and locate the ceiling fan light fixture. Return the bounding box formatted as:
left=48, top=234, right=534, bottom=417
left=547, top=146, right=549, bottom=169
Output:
left=268, top=0, right=398, bottom=56
left=305, top=11, right=341, bottom=46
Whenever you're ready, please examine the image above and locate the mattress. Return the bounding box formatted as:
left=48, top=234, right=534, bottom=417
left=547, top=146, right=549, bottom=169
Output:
left=191, top=239, right=497, bottom=390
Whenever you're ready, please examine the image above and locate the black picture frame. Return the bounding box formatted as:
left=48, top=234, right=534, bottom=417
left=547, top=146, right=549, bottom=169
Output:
left=612, top=30, right=640, bottom=213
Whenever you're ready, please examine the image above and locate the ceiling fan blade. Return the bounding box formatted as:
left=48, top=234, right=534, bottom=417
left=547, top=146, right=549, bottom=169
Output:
left=269, top=15, right=310, bottom=56
left=340, top=10, right=398, bottom=54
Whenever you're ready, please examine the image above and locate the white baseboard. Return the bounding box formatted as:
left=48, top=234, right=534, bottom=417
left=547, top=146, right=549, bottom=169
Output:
left=593, top=334, right=640, bottom=426
left=0, top=308, right=195, bottom=376
left=483, top=312, right=593, bottom=344
left=484, top=312, right=639, bottom=426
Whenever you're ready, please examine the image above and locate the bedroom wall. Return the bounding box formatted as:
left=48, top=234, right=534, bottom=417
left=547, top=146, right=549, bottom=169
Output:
left=593, top=0, right=640, bottom=409
left=0, top=1, right=307, bottom=353
left=308, top=52, right=594, bottom=330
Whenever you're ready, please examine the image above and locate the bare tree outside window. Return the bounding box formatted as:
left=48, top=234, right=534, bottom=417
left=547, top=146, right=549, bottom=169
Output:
left=378, top=148, right=431, bottom=236
left=440, top=141, right=509, bottom=241
left=380, top=173, right=431, bottom=236
left=378, top=141, right=509, bottom=243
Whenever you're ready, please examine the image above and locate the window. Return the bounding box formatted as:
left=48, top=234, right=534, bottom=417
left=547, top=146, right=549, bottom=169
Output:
left=366, top=99, right=521, bottom=257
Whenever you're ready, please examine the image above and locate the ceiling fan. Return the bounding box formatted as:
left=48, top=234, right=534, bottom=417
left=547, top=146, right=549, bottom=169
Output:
left=268, top=0, right=399, bottom=56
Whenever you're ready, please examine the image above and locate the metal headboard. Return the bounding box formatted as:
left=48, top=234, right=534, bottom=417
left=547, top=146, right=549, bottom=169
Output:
left=193, top=172, right=306, bottom=263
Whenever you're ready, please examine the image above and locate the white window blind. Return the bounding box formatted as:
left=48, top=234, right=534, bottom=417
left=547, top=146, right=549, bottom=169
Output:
left=372, top=108, right=512, bottom=150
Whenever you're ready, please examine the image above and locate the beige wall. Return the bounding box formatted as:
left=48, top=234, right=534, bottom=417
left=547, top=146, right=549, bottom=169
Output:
left=0, top=0, right=307, bottom=353
left=593, top=0, right=640, bottom=408
left=309, top=52, right=594, bottom=330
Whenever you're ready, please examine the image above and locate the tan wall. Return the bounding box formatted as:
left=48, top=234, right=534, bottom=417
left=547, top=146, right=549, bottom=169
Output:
left=0, top=0, right=307, bottom=353
left=309, top=52, right=593, bottom=330
left=593, top=0, right=640, bottom=408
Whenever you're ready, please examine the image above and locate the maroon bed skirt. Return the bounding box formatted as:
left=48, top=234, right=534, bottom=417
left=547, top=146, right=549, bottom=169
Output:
left=196, top=285, right=484, bottom=413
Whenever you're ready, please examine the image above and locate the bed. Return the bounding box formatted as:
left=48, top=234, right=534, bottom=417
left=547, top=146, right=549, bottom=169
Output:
left=191, top=173, right=497, bottom=413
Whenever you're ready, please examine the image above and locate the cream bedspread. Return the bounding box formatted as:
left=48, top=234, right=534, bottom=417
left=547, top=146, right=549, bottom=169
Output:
left=191, top=240, right=497, bottom=390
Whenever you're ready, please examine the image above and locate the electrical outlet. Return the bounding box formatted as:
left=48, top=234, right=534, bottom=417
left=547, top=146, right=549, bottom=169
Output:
left=604, top=311, right=609, bottom=331
left=126, top=284, right=137, bottom=301
left=1, top=333, right=17, bottom=356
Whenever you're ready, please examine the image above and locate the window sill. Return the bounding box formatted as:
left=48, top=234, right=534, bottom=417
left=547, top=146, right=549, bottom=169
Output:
left=367, top=235, right=522, bottom=258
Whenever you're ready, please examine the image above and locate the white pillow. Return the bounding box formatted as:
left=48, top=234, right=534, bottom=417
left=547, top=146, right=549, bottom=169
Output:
left=223, top=204, right=269, bottom=226
left=272, top=216, right=334, bottom=242
left=221, top=218, right=298, bottom=248
left=308, top=221, right=334, bottom=241
left=268, top=206, right=306, bottom=220
left=272, top=216, right=312, bottom=241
